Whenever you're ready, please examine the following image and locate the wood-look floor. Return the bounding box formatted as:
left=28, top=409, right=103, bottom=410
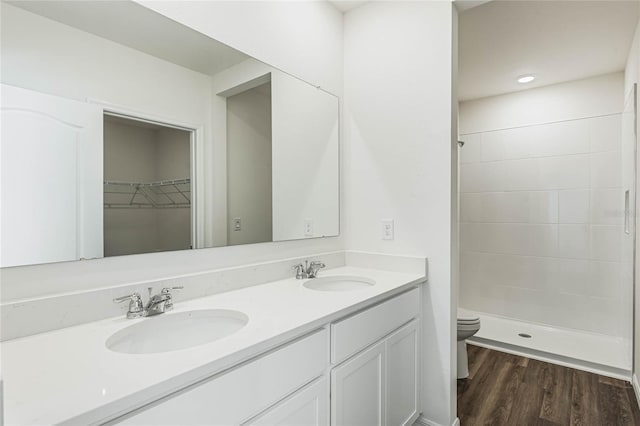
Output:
left=457, top=345, right=640, bottom=426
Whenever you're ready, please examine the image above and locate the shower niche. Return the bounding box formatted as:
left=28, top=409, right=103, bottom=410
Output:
left=103, top=114, right=192, bottom=257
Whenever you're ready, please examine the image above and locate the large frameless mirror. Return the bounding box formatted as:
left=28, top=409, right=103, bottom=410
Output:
left=0, top=0, right=339, bottom=267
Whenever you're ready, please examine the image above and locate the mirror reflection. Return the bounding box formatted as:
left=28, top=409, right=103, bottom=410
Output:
left=0, top=0, right=339, bottom=267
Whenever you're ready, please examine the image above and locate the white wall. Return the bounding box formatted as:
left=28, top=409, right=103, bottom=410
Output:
left=344, top=2, right=457, bottom=425
left=271, top=72, right=340, bottom=241
left=211, top=58, right=340, bottom=244
left=226, top=83, right=273, bottom=246
left=1, top=1, right=344, bottom=302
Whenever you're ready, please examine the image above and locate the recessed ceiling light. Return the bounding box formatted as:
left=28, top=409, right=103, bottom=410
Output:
left=517, top=75, right=535, bottom=84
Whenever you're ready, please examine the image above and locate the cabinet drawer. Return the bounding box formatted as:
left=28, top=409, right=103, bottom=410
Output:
left=330, top=288, right=419, bottom=364
left=115, top=328, right=328, bottom=425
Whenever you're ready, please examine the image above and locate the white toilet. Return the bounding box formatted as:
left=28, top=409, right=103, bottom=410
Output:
left=457, top=309, right=481, bottom=379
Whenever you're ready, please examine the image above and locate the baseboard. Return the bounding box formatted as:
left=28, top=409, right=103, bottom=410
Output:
left=414, top=415, right=460, bottom=426
left=468, top=337, right=631, bottom=381
left=633, top=374, right=640, bottom=410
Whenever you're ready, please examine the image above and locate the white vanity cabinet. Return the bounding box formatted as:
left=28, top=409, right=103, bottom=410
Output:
left=113, top=329, right=328, bottom=426
left=330, top=288, right=420, bottom=426
left=111, top=287, right=421, bottom=426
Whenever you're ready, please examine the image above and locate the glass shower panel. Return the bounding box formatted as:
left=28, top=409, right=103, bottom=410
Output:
left=622, top=84, right=637, bottom=371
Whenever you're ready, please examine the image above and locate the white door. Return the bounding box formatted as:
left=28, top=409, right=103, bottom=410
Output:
left=246, top=377, right=329, bottom=426
left=331, top=340, right=385, bottom=426
left=386, top=320, right=419, bottom=426
left=1, top=84, right=102, bottom=267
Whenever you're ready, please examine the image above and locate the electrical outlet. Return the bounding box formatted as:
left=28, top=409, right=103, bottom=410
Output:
left=233, top=217, right=241, bottom=231
left=304, top=218, right=314, bottom=236
left=381, top=219, right=394, bottom=240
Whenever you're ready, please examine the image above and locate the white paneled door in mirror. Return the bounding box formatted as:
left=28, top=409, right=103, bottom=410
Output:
left=1, top=84, right=102, bottom=267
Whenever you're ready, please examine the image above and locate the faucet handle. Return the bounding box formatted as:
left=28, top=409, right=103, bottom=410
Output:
left=161, top=286, right=183, bottom=311
left=292, top=264, right=307, bottom=279
left=161, top=286, right=184, bottom=294
left=307, top=261, right=326, bottom=278
left=113, top=292, right=142, bottom=304
left=113, top=292, right=145, bottom=318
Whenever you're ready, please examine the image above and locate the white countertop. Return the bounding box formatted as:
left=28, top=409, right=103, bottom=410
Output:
left=1, top=266, right=424, bottom=425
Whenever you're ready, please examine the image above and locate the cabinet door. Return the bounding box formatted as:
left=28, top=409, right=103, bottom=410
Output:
left=386, top=320, right=419, bottom=426
left=331, top=340, right=385, bottom=426
left=246, top=377, right=328, bottom=426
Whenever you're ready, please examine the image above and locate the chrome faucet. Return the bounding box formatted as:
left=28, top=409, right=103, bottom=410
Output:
left=146, top=286, right=183, bottom=316
left=293, top=260, right=326, bottom=279
left=306, top=261, right=325, bottom=278
left=114, top=286, right=183, bottom=319
left=113, top=292, right=145, bottom=319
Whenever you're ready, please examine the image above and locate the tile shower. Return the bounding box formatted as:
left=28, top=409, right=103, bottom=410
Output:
left=459, top=113, right=633, bottom=374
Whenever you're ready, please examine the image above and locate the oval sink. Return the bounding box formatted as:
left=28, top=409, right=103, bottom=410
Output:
left=303, top=275, right=375, bottom=292
left=106, top=309, right=248, bottom=354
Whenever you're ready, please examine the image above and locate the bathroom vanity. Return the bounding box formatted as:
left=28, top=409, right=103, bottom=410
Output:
left=1, top=266, right=425, bottom=426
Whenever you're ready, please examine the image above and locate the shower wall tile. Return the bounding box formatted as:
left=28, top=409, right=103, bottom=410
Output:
left=558, top=190, right=589, bottom=223
left=538, top=155, right=589, bottom=189
left=585, top=296, right=621, bottom=335
left=459, top=163, right=483, bottom=192
left=528, top=191, right=559, bottom=223
left=590, top=225, right=622, bottom=261
left=481, top=161, right=509, bottom=192
left=587, top=261, right=622, bottom=298
left=460, top=132, right=481, bottom=164
left=590, top=151, right=622, bottom=188
left=481, top=131, right=509, bottom=162
left=460, top=193, right=482, bottom=222
left=504, top=127, right=536, bottom=159
left=482, top=192, right=530, bottom=222
left=506, top=158, right=539, bottom=191
left=532, top=120, right=589, bottom=157
left=590, top=188, right=624, bottom=226
left=553, top=258, right=591, bottom=294
left=459, top=113, right=626, bottom=338
left=590, top=115, right=622, bottom=153
left=557, top=224, right=590, bottom=259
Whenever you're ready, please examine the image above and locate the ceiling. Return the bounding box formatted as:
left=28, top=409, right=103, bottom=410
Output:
left=459, top=1, right=639, bottom=101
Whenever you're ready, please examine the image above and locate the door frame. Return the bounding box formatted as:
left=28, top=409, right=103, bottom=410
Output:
left=89, top=98, right=205, bottom=249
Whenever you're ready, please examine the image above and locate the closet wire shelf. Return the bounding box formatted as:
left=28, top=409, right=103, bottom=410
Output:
left=104, top=179, right=191, bottom=209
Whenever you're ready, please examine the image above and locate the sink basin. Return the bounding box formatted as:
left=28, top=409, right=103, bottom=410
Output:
left=106, top=309, right=248, bottom=354
left=303, top=275, right=375, bottom=292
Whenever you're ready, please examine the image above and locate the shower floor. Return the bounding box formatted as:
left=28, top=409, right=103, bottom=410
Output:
left=467, top=311, right=632, bottom=380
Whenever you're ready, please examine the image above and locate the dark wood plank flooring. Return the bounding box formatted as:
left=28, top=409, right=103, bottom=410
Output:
left=457, top=345, right=640, bottom=426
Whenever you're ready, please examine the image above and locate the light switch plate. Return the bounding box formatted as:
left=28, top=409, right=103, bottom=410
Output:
left=381, top=219, right=394, bottom=240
